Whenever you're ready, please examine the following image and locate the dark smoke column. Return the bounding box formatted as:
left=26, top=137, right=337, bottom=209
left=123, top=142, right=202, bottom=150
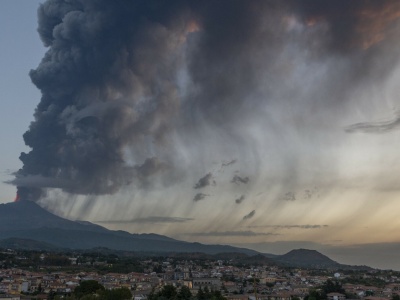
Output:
left=13, top=0, right=193, bottom=201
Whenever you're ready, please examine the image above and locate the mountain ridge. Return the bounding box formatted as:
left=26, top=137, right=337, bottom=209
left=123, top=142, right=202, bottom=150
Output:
left=0, top=201, right=373, bottom=270
left=0, top=201, right=257, bottom=255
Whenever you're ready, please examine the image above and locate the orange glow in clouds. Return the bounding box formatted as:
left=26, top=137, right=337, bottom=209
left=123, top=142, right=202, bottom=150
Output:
left=178, top=19, right=201, bottom=44
left=14, top=193, right=20, bottom=202
left=186, top=20, right=200, bottom=34
left=356, top=3, right=400, bottom=49
left=299, top=2, right=400, bottom=50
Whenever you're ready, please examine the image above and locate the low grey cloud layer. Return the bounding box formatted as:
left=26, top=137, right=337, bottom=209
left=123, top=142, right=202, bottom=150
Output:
left=191, top=230, right=278, bottom=237
left=345, top=114, right=400, bottom=133
left=249, top=224, right=329, bottom=229
left=98, top=216, right=194, bottom=224
left=243, top=210, right=256, bottom=220
left=222, top=159, right=237, bottom=167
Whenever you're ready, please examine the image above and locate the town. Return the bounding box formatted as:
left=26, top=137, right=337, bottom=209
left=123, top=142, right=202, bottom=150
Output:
left=0, top=249, right=399, bottom=300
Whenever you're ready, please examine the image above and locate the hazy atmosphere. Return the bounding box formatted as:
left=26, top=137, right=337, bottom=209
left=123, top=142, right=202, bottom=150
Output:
left=2, top=0, right=400, bottom=270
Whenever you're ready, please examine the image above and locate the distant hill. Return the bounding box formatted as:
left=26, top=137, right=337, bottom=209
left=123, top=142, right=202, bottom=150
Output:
left=272, top=249, right=372, bottom=270
left=273, top=249, right=340, bottom=268
left=0, top=201, right=258, bottom=255
left=0, top=238, right=58, bottom=251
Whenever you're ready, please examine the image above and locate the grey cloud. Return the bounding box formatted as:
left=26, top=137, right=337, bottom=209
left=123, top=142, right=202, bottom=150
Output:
left=222, top=159, right=237, bottom=167
left=278, top=224, right=328, bottom=229
left=193, top=193, right=209, bottom=202
left=345, top=114, right=400, bottom=133
left=290, top=1, right=400, bottom=52
left=190, top=230, right=278, bottom=237
left=235, top=195, right=245, bottom=204
left=136, top=157, right=168, bottom=178
left=97, top=216, right=194, bottom=224
left=3, top=169, right=14, bottom=175
left=282, top=192, right=296, bottom=201
left=243, top=210, right=255, bottom=220
left=231, top=175, right=249, bottom=185
left=194, top=173, right=213, bottom=189
left=11, top=174, right=71, bottom=189
left=249, top=224, right=329, bottom=229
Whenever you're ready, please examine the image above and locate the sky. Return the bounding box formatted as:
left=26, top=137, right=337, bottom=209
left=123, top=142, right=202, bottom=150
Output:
left=2, top=0, right=400, bottom=270
left=0, top=0, right=45, bottom=202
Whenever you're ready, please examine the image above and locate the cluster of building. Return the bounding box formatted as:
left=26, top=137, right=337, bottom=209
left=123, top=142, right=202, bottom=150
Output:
left=0, top=256, right=400, bottom=300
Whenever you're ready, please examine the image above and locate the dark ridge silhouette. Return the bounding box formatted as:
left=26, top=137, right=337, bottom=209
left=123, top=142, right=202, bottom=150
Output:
left=0, top=201, right=257, bottom=255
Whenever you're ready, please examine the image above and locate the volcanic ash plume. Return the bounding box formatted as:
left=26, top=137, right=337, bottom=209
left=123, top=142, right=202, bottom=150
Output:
left=13, top=0, right=194, bottom=200
left=12, top=0, right=400, bottom=205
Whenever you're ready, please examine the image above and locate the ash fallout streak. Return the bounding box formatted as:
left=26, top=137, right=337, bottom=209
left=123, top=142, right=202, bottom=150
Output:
left=9, top=0, right=400, bottom=251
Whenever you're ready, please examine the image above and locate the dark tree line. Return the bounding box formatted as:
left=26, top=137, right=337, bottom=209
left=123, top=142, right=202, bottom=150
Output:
left=148, top=285, right=226, bottom=300
left=305, top=280, right=346, bottom=300
left=73, top=280, right=131, bottom=300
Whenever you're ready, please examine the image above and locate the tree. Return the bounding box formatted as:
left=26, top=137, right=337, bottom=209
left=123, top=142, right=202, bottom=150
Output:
left=209, top=290, right=226, bottom=300
left=195, top=288, right=225, bottom=300
left=153, top=265, right=163, bottom=273
left=177, top=286, right=192, bottom=300
left=392, top=295, right=400, bottom=300
left=197, top=287, right=206, bottom=300
left=203, top=287, right=211, bottom=299
left=160, top=285, right=178, bottom=299
left=74, top=280, right=105, bottom=299
left=148, top=285, right=177, bottom=300
left=43, top=254, right=71, bottom=266
left=365, top=291, right=374, bottom=297
left=147, top=288, right=158, bottom=300
left=321, top=280, right=345, bottom=296
left=101, top=287, right=132, bottom=300
left=305, top=289, right=322, bottom=300
left=80, top=295, right=98, bottom=300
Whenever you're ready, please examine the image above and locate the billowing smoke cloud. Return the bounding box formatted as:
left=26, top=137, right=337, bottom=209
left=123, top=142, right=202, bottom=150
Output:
left=194, top=173, right=213, bottom=189
left=14, top=0, right=196, bottom=200
left=291, top=1, right=400, bottom=49
left=98, top=216, right=194, bottom=224
left=235, top=195, right=245, bottom=204
left=231, top=175, right=250, bottom=185
left=193, top=193, right=208, bottom=202
left=12, top=0, right=400, bottom=214
left=243, top=210, right=255, bottom=220
left=222, top=159, right=237, bottom=167
left=191, top=230, right=277, bottom=237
